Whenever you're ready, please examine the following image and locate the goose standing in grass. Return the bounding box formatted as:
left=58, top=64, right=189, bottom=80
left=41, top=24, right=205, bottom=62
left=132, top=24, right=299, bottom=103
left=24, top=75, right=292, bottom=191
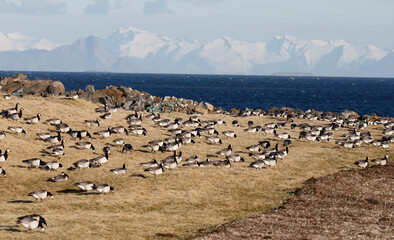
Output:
left=226, top=154, right=244, bottom=162
left=140, top=159, right=159, bottom=167
left=111, top=126, right=128, bottom=135
left=143, top=142, right=160, bottom=152
left=0, top=149, right=10, bottom=163
left=8, top=126, right=26, bottom=134
left=17, top=214, right=47, bottom=231
left=94, top=127, right=112, bottom=138
left=24, top=113, right=41, bottom=124
left=45, top=132, right=61, bottom=144
left=69, top=160, right=91, bottom=170
left=1, top=102, right=19, bottom=117
left=274, top=130, right=290, bottom=140
left=144, top=163, right=164, bottom=177
left=36, top=132, right=51, bottom=141
left=48, top=172, right=69, bottom=182
left=246, top=144, right=260, bottom=153
left=76, top=141, right=95, bottom=151
left=263, top=156, right=277, bottom=167
left=85, top=118, right=100, bottom=127
left=46, top=117, right=62, bottom=125
left=7, top=108, right=23, bottom=120
left=122, top=144, right=133, bottom=153
left=3, top=94, right=12, bottom=100
left=47, top=139, right=66, bottom=151
left=214, top=159, right=231, bottom=168
left=110, top=163, right=127, bottom=174
left=95, top=184, right=114, bottom=193
left=78, top=130, right=92, bottom=139
left=163, top=156, right=178, bottom=170
left=56, top=123, right=70, bottom=133
left=42, top=161, right=63, bottom=171
left=355, top=157, right=369, bottom=168
left=222, top=130, right=237, bottom=138
left=91, top=149, right=109, bottom=164
left=231, top=120, right=239, bottom=127
left=217, top=144, right=232, bottom=156
left=185, top=155, right=199, bottom=163
left=129, top=127, right=147, bottom=136
left=249, top=160, right=265, bottom=169
left=28, top=190, right=54, bottom=202
left=206, top=136, right=222, bottom=144
left=371, top=155, right=388, bottom=166
left=22, top=158, right=46, bottom=168
left=249, top=152, right=266, bottom=161
left=113, top=138, right=125, bottom=146
left=75, top=181, right=95, bottom=191
left=100, top=112, right=112, bottom=119
left=0, top=167, right=6, bottom=176
left=0, top=131, right=6, bottom=141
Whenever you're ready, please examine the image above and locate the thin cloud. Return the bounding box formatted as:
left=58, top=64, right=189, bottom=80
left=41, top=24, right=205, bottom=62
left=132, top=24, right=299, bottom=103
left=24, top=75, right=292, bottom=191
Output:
left=143, top=0, right=173, bottom=15
left=84, top=0, right=111, bottom=15
left=0, top=0, right=66, bottom=15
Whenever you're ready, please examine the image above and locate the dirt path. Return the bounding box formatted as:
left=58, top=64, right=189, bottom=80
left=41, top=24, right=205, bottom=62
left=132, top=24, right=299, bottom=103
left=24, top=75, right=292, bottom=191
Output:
left=191, top=163, right=393, bottom=240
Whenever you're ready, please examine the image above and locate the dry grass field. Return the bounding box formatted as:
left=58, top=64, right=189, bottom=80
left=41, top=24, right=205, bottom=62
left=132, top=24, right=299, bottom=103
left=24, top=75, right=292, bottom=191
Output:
left=0, top=94, right=392, bottom=239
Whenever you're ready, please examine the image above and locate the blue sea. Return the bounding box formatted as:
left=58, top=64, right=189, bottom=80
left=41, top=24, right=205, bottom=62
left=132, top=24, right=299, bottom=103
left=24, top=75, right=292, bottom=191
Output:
left=0, top=71, right=393, bottom=117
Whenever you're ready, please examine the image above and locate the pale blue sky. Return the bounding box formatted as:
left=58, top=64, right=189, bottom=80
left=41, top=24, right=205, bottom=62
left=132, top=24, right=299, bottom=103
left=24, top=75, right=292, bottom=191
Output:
left=0, top=0, right=393, bottom=48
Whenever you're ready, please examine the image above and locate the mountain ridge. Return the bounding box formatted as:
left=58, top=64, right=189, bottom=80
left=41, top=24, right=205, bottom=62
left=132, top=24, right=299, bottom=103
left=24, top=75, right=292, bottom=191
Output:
left=0, top=27, right=392, bottom=77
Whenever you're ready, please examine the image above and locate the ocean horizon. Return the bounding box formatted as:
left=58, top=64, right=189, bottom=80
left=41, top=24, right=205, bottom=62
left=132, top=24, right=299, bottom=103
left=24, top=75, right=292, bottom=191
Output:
left=1, top=70, right=393, bottom=117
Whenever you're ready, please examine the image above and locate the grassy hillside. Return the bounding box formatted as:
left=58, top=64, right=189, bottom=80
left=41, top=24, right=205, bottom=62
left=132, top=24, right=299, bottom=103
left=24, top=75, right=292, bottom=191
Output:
left=0, top=94, right=391, bottom=239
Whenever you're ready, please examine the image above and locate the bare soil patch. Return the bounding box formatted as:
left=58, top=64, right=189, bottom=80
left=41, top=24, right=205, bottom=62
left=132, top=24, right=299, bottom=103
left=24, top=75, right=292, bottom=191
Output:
left=192, top=163, right=393, bottom=240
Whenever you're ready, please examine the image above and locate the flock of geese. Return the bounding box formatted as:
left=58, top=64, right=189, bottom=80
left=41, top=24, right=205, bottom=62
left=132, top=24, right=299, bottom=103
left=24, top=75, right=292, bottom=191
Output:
left=0, top=96, right=392, bottom=232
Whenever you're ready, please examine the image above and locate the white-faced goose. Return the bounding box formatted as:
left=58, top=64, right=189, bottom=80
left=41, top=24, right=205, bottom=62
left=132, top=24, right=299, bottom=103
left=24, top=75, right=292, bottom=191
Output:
left=75, top=181, right=95, bottom=191
left=168, top=128, right=182, bottom=135
left=8, top=126, right=26, bottom=134
left=144, top=163, right=164, bottom=177
left=78, top=130, right=92, bottom=139
left=128, top=115, right=142, bottom=125
left=91, top=149, right=109, bottom=164
left=249, top=152, right=266, bottom=161
left=231, top=120, right=239, bottom=127
left=182, top=162, right=200, bottom=167
left=7, top=108, right=23, bottom=120
left=36, top=132, right=51, bottom=140
left=48, top=172, right=69, bottom=182
left=163, top=139, right=182, bottom=152
left=110, top=163, right=127, bottom=174
left=129, top=127, right=147, bottom=136
left=140, top=159, right=159, bottom=167
left=3, top=94, right=12, bottom=100
left=222, top=130, right=237, bottom=138
left=246, top=144, right=260, bottom=153
left=113, top=138, right=125, bottom=146
left=185, top=155, right=199, bottom=163
left=274, top=130, right=290, bottom=140
left=181, top=136, right=195, bottom=145
left=69, top=159, right=91, bottom=170
left=56, top=123, right=70, bottom=133
left=226, top=154, right=244, bottom=162
left=206, top=136, right=222, bottom=144
left=0, top=167, right=6, bottom=176
left=249, top=160, right=265, bottom=169
left=22, top=158, right=45, bottom=168
left=163, top=156, right=178, bottom=170
left=95, top=184, right=114, bottom=193
left=162, top=151, right=182, bottom=163
left=85, top=119, right=100, bottom=127
left=371, top=155, right=388, bottom=166
left=217, top=144, right=232, bottom=156
left=51, top=147, right=65, bottom=157
left=263, top=156, right=277, bottom=167
left=24, top=113, right=41, bottom=124
left=43, top=161, right=63, bottom=171
left=17, top=214, right=47, bottom=231
left=244, top=127, right=258, bottom=134
left=381, top=141, right=389, bottom=150
left=184, top=119, right=200, bottom=128
left=100, top=112, right=112, bottom=119
left=263, top=128, right=275, bottom=134
left=263, top=142, right=279, bottom=156
left=158, top=119, right=171, bottom=127
left=143, top=142, right=160, bottom=152
left=47, top=139, right=66, bottom=151
left=214, top=159, right=231, bottom=168
left=167, top=122, right=179, bottom=130
left=28, top=190, right=53, bottom=201
left=47, top=118, right=62, bottom=125
left=0, top=149, right=10, bottom=162
left=0, top=131, right=6, bottom=141
left=198, top=159, right=212, bottom=167
left=76, top=141, right=95, bottom=151
left=271, top=146, right=289, bottom=159
left=122, top=144, right=133, bottom=153
left=45, top=132, right=61, bottom=144
left=1, top=102, right=19, bottom=116
left=355, top=157, right=369, bottom=168
left=111, top=126, right=128, bottom=135
left=105, top=104, right=119, bottom=113
left=94, top=127, right=112, bottom=138
left=259, top=141, right=271, bottom=149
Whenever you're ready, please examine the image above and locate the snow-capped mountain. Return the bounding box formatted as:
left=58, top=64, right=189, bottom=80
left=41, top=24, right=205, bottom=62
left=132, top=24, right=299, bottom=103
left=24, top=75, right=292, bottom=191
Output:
left=0, top=27, right=392, bottom=77
left=0, top=31, right=61, bottom=52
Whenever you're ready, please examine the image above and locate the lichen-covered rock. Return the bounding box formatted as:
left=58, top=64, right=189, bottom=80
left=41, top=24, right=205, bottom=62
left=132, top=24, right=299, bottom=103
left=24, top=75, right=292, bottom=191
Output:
left=46, top=81, right=65, bottom=95
left=85, top=85, right=95, bottom=94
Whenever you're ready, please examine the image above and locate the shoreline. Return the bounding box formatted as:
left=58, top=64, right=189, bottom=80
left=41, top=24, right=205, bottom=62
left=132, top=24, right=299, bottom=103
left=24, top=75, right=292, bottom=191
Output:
left=1, top=73, right=392, bottom=120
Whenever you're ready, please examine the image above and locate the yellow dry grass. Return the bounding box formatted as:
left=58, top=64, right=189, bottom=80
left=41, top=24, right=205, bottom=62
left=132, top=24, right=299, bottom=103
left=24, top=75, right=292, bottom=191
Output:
left=0, top=94, right=392, bottom=239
